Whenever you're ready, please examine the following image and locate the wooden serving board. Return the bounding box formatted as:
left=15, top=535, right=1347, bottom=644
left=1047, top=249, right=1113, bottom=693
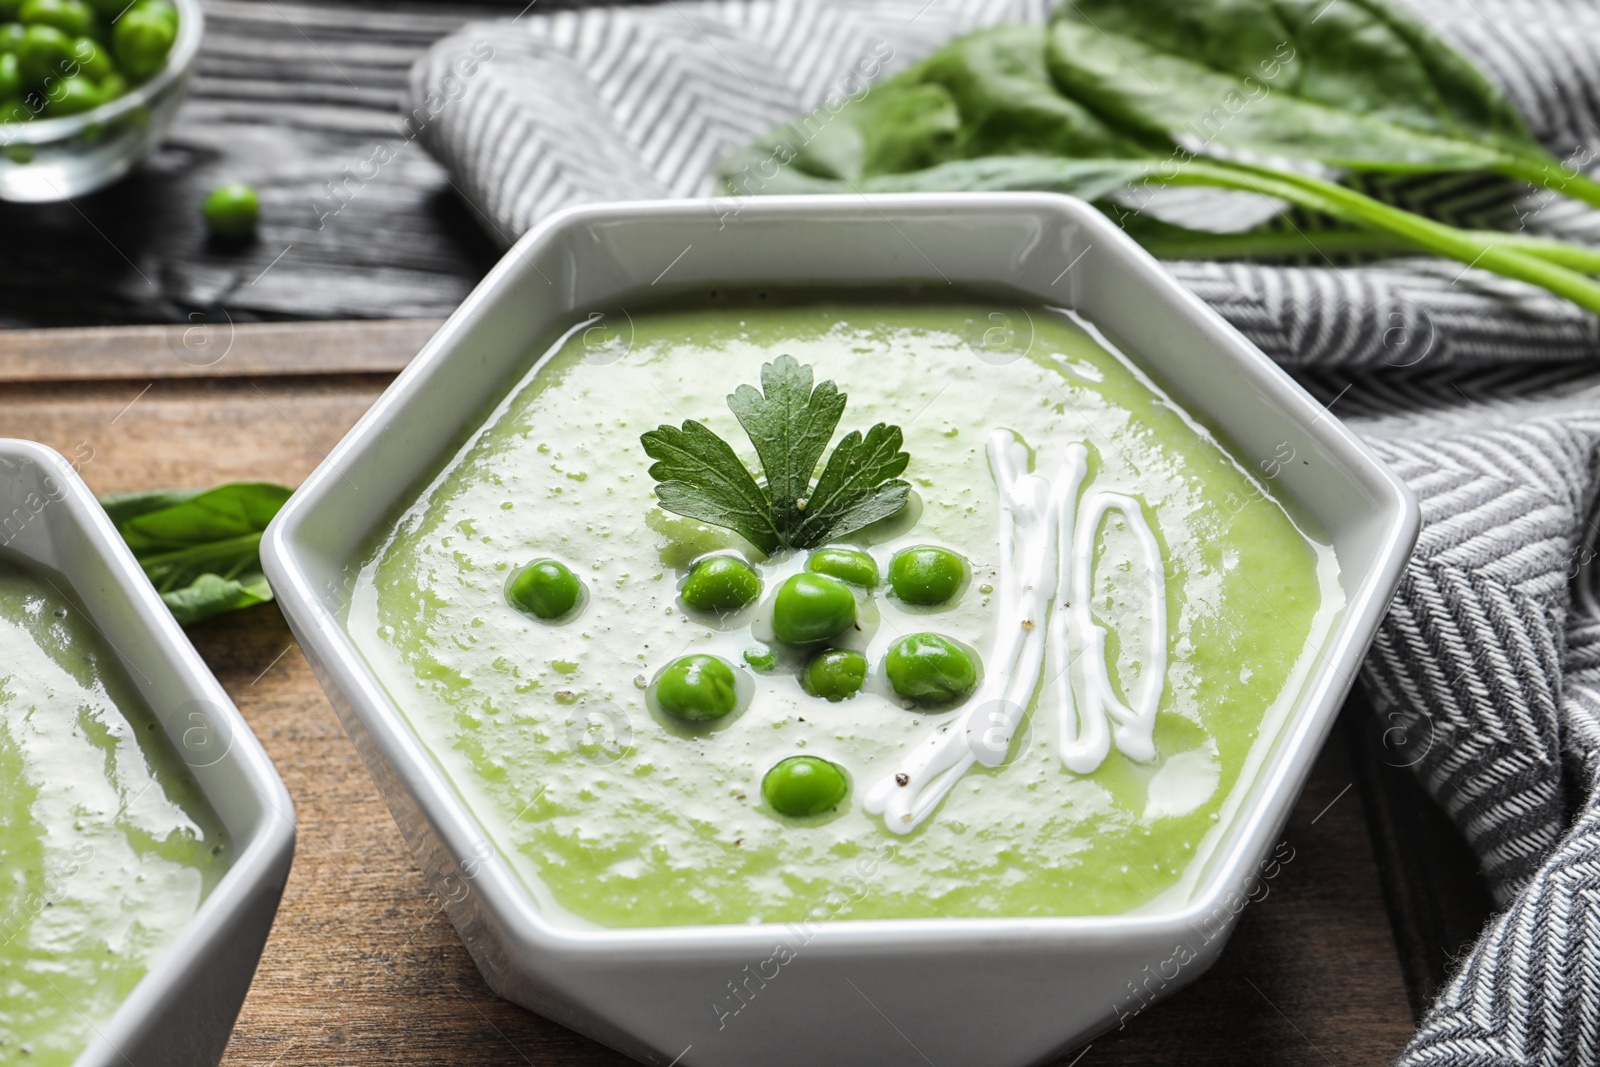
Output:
left=0, top=320, right=1424, bottom=1066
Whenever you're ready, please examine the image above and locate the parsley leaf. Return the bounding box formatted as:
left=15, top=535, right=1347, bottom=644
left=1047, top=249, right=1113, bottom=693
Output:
left=640, top=419, right=782, bottom=554
left=640, top=356, right=911, bottom=553
left=795, top=423, right=911, bottom=546
left=728, top=357, right=846, bottom=541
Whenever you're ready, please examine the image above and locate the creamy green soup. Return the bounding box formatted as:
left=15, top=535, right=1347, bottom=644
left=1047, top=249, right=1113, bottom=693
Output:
left=0, top=554, right=229, bottom=1066
left=350, top=292, right=1340, bottom=929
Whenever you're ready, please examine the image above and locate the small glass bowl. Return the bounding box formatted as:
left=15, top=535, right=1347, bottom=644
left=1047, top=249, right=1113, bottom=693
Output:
left=0, top=0, right=203, bottom=202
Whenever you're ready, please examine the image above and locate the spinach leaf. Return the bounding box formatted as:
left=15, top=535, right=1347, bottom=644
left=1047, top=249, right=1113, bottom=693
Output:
left=725, top=26, right=1155, bottom=191
left=1049, top=0, right=1549, bottom=177
left=718, top=12, right=1600, bottom=316
left=99, top=482, right=292, bottom=626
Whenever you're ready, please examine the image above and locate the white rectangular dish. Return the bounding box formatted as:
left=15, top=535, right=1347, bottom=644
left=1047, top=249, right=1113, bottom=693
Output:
left=261, top=193, right=1417, bottom=1067
left=0, top=439, right=295, bottom=1067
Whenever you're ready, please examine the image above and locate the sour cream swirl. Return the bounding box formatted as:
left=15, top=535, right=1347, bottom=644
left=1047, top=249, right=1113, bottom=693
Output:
left=865, top=429, right=1167, bottom=833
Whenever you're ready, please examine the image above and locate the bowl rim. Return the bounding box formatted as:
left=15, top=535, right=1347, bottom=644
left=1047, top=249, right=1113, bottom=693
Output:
left=0, top=438, right=296, bottom=1065
left=263, top=191, right=1419, bottom=959
left=0, top=0, right=203, bottom=146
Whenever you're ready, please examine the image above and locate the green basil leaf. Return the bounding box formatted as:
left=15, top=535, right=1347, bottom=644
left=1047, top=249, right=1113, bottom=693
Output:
left=108, top=482, right=291, bottom=555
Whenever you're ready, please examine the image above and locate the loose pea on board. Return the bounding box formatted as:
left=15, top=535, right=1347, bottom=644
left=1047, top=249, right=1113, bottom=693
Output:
left=202, top=182, right=259, bottom=239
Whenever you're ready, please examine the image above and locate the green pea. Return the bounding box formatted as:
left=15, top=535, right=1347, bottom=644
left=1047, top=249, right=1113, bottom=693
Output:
left=0, top=51, right=17, bottom=96
left=18, top=0, right=92, bottom=39
left=44, top=70, right=96, bottom=113
left=17, top=23, right=71, bottom=84
left=110, top=5, right=172, bottom=80
left=506, top=557, right=583, bottom=621
left=805, top=547, right=879, bottom=588
left=127, top=0, right=174, bottom=28
left=0, top=23, right=24, bottom=53
left=681, top=555, right=761, bottom=614
left=770, top=572, right=856, bottom=645
left=202, top=182, right=258, bottom=238
left=742, top=645, right=776, bottom=673
left=761, top=755, right=849, bottom=817
left=802, top=648, right=867, bottom=702
left=887, top=545, right=967, bottom=606
left=654, top=654, right=739, bottom=722
left=67, top=34, right=105, bottom=79
left=884, top=633, right=978, bottom=705
left=95, top=66, right=121, bottom=100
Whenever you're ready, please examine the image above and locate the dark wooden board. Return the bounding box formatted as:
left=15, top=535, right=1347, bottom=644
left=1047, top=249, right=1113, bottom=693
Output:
left=0, top=0, right=668, bottom=329
left=0, top=321, right=1447, bottom=1065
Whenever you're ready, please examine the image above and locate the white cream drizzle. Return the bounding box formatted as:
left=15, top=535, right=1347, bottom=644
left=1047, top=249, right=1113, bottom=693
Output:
left=1059, top=490, right=1167, bottom=772
left=865, top=429, right=1168, bottom=834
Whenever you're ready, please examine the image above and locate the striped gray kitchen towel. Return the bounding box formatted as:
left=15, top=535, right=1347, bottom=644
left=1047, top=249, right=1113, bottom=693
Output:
left=410, top=1, right=1600, bottom=1062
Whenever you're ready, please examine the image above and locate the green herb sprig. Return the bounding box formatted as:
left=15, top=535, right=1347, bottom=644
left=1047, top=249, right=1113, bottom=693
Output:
left=640, top=356, right=910, bottom=554
left=100, top=482, right=292, bottom=625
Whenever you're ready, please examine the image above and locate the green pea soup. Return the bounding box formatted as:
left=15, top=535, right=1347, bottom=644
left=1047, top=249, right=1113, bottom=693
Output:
left=349, top=290, right=1342, bottom=929
left=0, top=552, right=229, bottom=1066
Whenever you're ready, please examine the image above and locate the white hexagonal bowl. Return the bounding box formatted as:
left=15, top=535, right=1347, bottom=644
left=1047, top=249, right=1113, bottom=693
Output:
left=0, top=439, right=295, bottom=1067
left=260, top=193, right=1418, bottom=1067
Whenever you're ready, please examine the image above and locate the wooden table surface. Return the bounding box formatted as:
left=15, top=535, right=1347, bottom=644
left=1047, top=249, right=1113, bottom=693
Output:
left=0, top=0, right=1502, bottom=1056
left=0, top=320, right=1488, bottom=1066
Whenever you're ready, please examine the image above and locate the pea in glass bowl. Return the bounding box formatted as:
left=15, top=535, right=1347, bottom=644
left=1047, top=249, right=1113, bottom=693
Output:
left=0, top=0, right=202, bottom=202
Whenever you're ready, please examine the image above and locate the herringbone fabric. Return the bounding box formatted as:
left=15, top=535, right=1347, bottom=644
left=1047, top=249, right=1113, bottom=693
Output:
left=411, top=1, right=1600, bottom=1062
